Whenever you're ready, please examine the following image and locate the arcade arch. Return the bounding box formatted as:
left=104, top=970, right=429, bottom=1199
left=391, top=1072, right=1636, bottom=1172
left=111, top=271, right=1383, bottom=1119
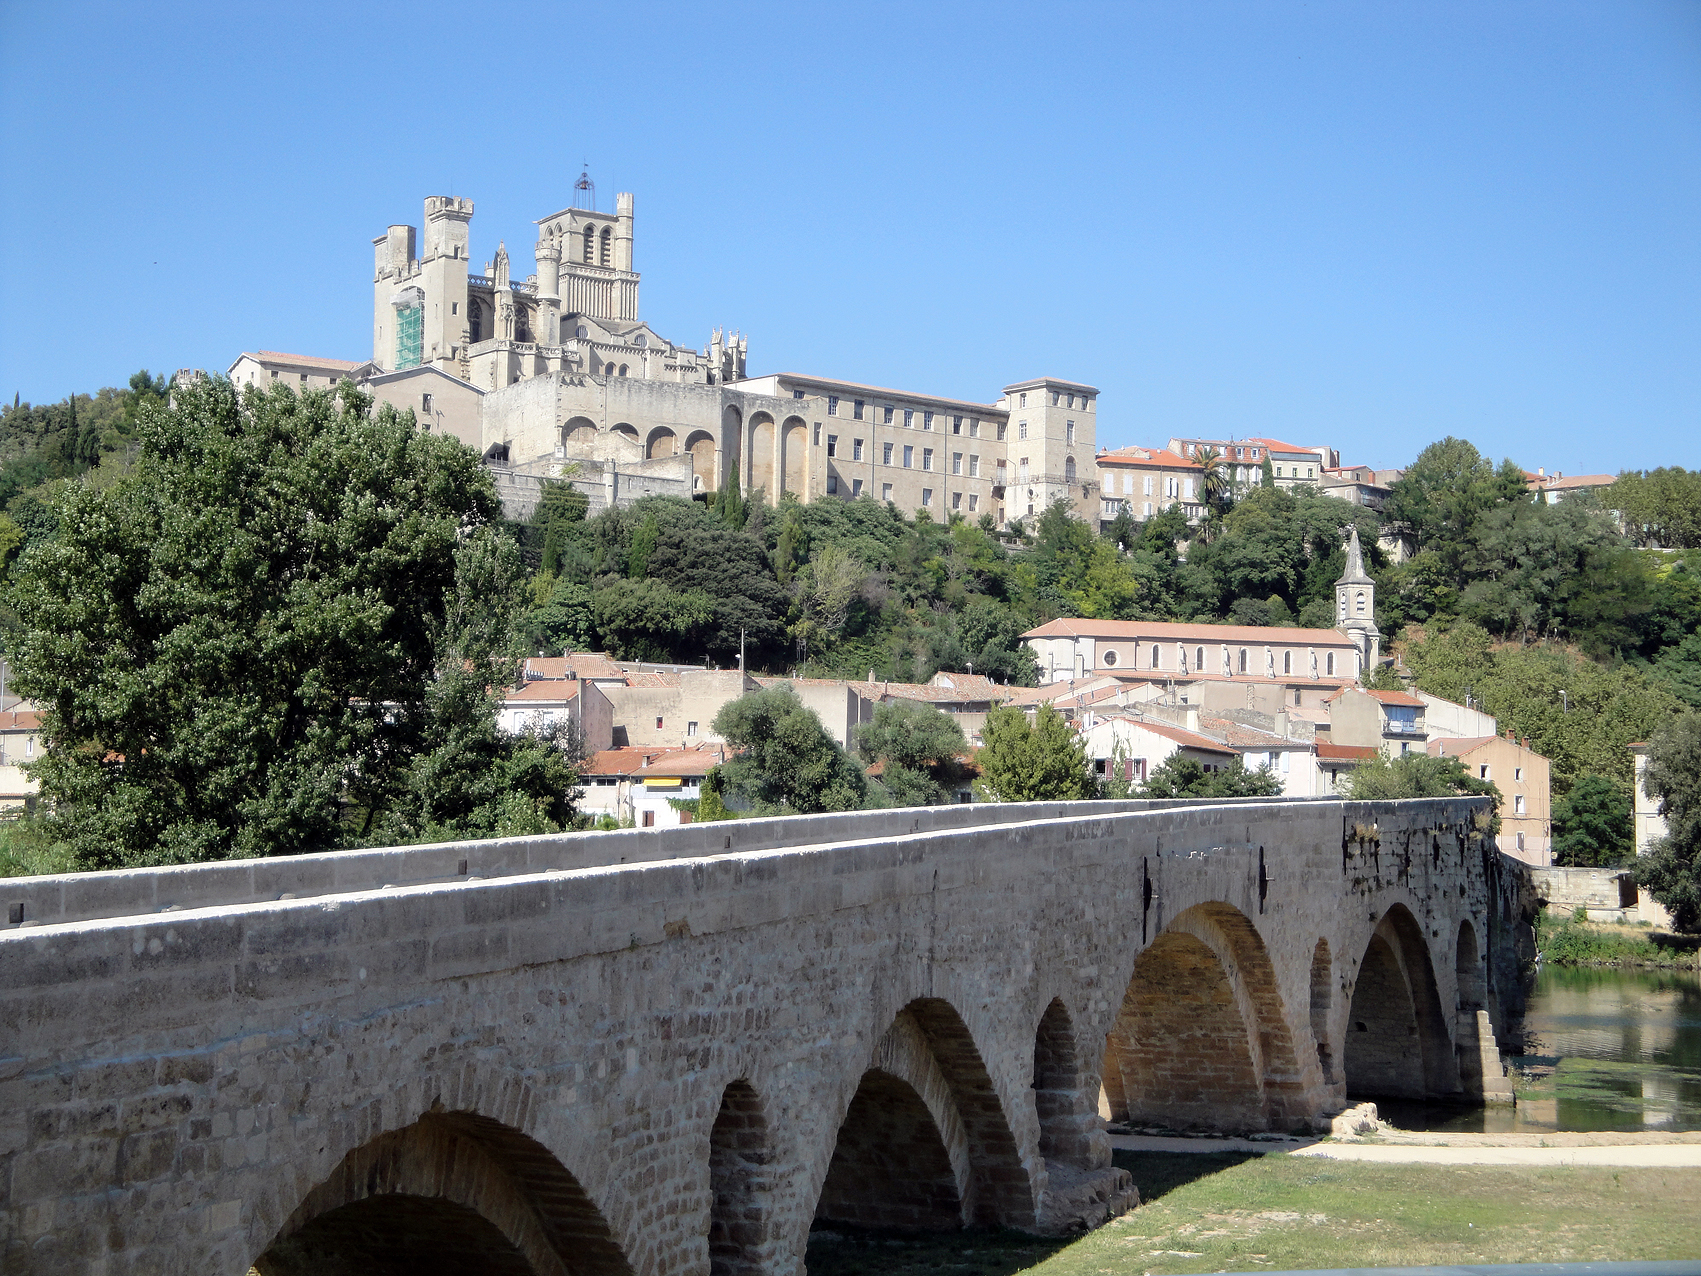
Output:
left=252, top=1113, right=631, bottom=1276
left=646, top=426, right=678, bottom=460
left=781, top=416, right=808, bottom=496
left=1343, top=905, right=1457, bottom=1100
left=1032, top=998, right=1093, bottom=1166
left=564, top=416, right=598, bottom=448
left=1102, top=903, right=1306, bottom=1132
left=707, top=1080, right=773, bottom=1276
left=685, top=429, right=717, bottom=492
left=747, top=413, right=776, bottom=500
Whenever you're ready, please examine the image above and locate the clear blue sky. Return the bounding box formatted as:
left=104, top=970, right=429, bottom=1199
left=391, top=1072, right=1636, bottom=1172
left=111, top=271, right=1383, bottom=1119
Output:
left=2, top=1, right=1697, bottom=474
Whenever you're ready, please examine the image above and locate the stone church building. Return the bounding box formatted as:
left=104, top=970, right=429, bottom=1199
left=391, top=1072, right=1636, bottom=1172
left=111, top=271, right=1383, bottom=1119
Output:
left=359, top=189, right=1102, bottom=523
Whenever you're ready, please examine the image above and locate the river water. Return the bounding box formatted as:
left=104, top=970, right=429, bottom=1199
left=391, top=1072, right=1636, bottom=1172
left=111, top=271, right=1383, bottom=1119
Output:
left=1380, top=965, right=1701, bottom=1134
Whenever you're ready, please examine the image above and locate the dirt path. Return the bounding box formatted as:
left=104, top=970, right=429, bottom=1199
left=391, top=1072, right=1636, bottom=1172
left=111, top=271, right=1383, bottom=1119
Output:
left=1109, top=1129, right=1701, bottom=1166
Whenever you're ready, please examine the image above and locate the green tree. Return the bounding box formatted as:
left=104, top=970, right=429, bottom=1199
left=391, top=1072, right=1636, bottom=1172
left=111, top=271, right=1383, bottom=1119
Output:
left=8, top=376, right=573, bottom=868
left=974, top=705, right=1096, bottom=802
left=1608, top=468, right=1701, bottom=550
left=1140, top=754, right=1284, bottom=798
left=711, top=685, right=868, bottom=813
left=1634, top=713, right=1701, bottom=931
left=1346, top=752, right=1500, bottom=811
left=1552, top=774, right=1633, bottom=867
left=590, top=577, right=714, bottom=661
left=854, top=698, right=969, bottom=807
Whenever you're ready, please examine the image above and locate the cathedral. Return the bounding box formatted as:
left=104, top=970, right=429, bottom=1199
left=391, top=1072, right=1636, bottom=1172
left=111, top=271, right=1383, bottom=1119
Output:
left=361, top=185, right=1102, bottom=522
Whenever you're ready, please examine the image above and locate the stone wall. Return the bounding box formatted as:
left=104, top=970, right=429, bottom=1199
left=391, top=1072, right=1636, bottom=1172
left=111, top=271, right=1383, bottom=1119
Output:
left=0, top=797, right=1506, bottom=1276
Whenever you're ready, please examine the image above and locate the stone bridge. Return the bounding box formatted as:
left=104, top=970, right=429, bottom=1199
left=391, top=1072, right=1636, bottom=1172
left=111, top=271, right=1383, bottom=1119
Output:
left=0, top=796, right=1525, bottom=1276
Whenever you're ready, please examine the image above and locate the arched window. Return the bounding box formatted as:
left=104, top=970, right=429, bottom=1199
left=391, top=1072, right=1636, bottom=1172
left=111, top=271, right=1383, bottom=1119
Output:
left=1196, top=646, right=1206, bottom=670
left=576, top=324, right=589, bottom=339
left=1150, top=645, right=1160, bottom=669
left=599, top=227, right=612, bottom=267
left=618, top=363, right=628, bottom=376
left=1283, top=651, right=1293, bottom=675
left=1238, top=648, right=1248, bottom=673
left=1355, top=590, right=1366, bottom=615
left=515, top=307, right=531, bottom=343
left=467, top=303, right=483, bottom=343
left=583, top=224, right=596, bottom=263
left=1064, top=456, right=1077, bottom=482
left=605, top=362, right=616, bottom=375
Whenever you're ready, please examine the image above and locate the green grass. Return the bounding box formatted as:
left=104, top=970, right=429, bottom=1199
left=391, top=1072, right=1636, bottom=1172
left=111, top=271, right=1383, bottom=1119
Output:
left=0, top=816, right=73, bottom=878
left=1536, top=910, right=1700, bottom=968
left=805, top=1154, right=1701, bottom=1276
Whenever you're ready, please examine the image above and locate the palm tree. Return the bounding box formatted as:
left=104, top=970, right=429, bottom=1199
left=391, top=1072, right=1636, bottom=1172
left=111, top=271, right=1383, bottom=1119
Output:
left=1197, top=446, right=1234, bottom=509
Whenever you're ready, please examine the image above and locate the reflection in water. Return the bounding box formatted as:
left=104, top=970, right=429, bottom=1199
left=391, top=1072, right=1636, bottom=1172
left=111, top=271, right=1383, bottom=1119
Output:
left=1378, top=965, right=1701, bottom=1134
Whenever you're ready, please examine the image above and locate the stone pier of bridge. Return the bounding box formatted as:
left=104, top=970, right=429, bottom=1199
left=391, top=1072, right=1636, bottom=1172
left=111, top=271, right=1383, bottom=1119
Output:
left=0, top=796, right=1523, bottom=1276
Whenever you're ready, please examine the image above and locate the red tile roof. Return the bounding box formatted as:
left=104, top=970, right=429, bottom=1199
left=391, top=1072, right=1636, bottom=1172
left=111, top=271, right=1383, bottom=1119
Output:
left=525, top=653, right=627, bottom=681
left=504, top=680, right=581, bottom=703
left=1114, top=720, right=1237, bottom=756
left=243, top=350, right=365, bottom=371
left=0, top=709, right=41, bottom=730
left=1097, top=446, right=1201, bottom=470
left=1316, top=743, right=1378, bottom=762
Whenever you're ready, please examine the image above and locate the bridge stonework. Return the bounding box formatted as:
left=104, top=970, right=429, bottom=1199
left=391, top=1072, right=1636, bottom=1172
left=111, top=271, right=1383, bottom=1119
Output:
left=0, top=797, right=1519, bottom=1276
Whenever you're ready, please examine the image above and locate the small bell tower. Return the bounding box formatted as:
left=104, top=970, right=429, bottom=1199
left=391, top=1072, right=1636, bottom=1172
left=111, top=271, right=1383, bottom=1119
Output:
left=1335, top=524, right=1381, bottom=673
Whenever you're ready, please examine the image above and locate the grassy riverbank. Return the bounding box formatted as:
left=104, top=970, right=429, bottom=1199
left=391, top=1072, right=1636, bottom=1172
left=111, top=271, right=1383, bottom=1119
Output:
left=1536, top=910, right=1701, bottom=968
left=804, top=1153, right=1701, bottom=1276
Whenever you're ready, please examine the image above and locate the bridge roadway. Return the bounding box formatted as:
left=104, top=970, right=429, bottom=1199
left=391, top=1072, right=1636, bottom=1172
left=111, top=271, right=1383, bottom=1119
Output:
left=0, top=796, right=1520, bottom=1275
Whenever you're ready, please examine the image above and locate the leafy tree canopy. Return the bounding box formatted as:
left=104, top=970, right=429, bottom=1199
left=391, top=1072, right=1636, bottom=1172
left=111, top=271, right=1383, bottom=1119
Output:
left=7, top=377, right=576, bottom=867
left=1552, top=774, right=1632, bottom=868
left=711, top=684, right=868, bottom=814
left=854, top=698, right=969, bottom=807
left=1345, top=752, right=1500, bottom=811
left=1634, top=713, right=1701, bottom=931
left=1139, top=754, right=1285, bottom=799
left=974, top=705, right=1096, bottom=802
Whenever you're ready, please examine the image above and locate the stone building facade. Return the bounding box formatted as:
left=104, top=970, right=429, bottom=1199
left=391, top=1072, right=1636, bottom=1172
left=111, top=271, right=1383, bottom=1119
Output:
left=367, top=191, right=1101, bottom=524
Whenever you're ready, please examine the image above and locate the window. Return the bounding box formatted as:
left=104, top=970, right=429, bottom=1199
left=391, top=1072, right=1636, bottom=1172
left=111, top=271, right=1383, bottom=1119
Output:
left=853, top=399, right=864, bottom=420
left=826, top=434, right=837, bottom=457
left=952, top=452, right=963, bottom=475
left=1018, top=420, right=1028, bottom=440
left=1052, top=392, right=1060, bottom=405
left=421, top=392, right=434, bottom=414
left=1514, top=766, right=1524, bottom=782
left=25, top=737, right=33, bottom=757
left=1144, top=501, right=1153, bottom=516
left=1275, top=466, right=1283, bottom=477
left=883, top=406, right=894, bottom=424
left=922, top=448, right=933, bottom=471
left=793, top=388, right=805, bottom=399
left=1066, top=421, right=1075, bottom=445
left=883, top=443, right=894, bottom=465
left=1355, top=590, right=1366, bottom=615
left=300, top=373, right=308, bottom=383
left=656, top=717, right=664, bottom=730
left=1283, top=651, right=1293, bottom=674
left=583, top=224, right=596, bottom=262
left=903, top=445, right=914, bottom=468
left=952, top=491, right=962, bottom=509
left=952, top=415, right=962, bottom=434
left=1019, top=392, right=1027, bottom=407
left=1018, top=458, right=1029, bottom=481
left=922, top=488, right=933, bottom=506
left=1150, top=645, right=1161, bottom=669
left=1143, top=475, right=1153, bottom=496
left=642, top=810, right=656, bottom=827
left=1514, top=795, right=1526, bottom=815
left=827, top=474, right=839, bottom=494
left=1517, top=832, right=1526, bottom=851
left=1064, top=457, right=1077, bottom=482
left=970, top=419, right=980, bottom=437
left=600, top=227, right=612, bottom=267
left=882, top=483, right=893, bottom=501
left=827, top=396, right=839, bottom=416
left=852, top=478, right=864, bottom=497
left=904, top=409, right=914, bottom=428
left=1295, top=689, right=1303, bottom=706
left=1103, top=650, right=1118, bottom=667
left=687, top=721, right=698, bottom=737
left=813, top=423, right=822, bottom=446
left=1197, top=646, right=1206, bottom=669
left=968, top=494, right=978, bottom=511
left=969, top=454, right=980, bottom=477
left=1326, top=652, right=1335, bottom=676
left=923, top=411, right=934, bottom=430
left=1479, top=764, right=1490, bottom=780
left=853, top=438, right=864, bottom=461
left=997, top=422, right=1007, bottom=441
left=1239, top=648, right=1248, bottom=673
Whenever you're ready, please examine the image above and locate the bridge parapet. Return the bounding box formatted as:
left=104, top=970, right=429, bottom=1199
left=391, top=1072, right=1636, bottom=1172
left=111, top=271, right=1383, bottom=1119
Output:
left=0, top=797, right=1511, bottom=1276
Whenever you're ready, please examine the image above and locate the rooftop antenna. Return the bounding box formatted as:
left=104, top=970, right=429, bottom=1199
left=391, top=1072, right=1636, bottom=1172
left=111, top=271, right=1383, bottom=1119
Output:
left=573, top=164, right=596, bottom=212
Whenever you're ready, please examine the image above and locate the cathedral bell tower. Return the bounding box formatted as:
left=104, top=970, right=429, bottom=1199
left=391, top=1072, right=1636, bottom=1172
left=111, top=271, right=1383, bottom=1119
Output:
left=1335, top=525, right=1381, bottom=674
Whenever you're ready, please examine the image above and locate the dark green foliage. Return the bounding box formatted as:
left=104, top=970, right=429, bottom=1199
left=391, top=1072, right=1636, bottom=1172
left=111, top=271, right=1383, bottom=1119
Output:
left=1552, top=774, right=1633, bottom=867
left=974, top=705, right=1096, bottom=802
left=854, top=699, right=969, bottom=807
left=711, top=685, right=868, bottom=813
left=6, top=377, right=577, bottom=867
left=1139, top=754, right=1284, bottom=799
left=1634, top=713, right=1701, bottom=931
left=1345, top=751, right=1500, bottom=807
left=1609, top=469, right=1701, bottom=550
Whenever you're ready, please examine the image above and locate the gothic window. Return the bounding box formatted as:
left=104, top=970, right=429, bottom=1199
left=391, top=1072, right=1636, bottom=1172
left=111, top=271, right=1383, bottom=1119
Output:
left=583, top=224, right=596, bottom=263
left=600, top=227, right=612, bottom=267
left=515, top=308, right=532, bottom=343
left=1150, top=645, right=1161, bottom=669
left=468, top=304, right=483, bottom=343
left=1283, top=651, right=1293, bottom=675
left=1196, top=646, right=1205, bottom=669
left=1326, top=652, right=1336, bottom=676
left=618, top=364, right=628, bottom=376
left=1239, top=648, right=1248, bottom=673
left=605, top=362, right=616, bottom=375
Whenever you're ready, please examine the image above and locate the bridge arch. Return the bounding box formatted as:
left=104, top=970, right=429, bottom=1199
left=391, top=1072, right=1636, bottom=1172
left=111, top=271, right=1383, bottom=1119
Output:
left=1103, top=902, right=1306, bottom=1132
left=1032, top=997, right=1094, bottom=1166
left=252, top=1111, right=632, bottom=1276
left=813, top=997, right=1032, bottom=1233
left=1309, top=938, right=1336, bottom=1084
left=1343, top=904, right=1458, bottom=1100
left=708, top=1079, right=774, bottom=1276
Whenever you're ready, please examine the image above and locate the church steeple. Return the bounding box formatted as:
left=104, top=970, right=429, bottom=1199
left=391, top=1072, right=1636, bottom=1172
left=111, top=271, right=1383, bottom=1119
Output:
left=1335, top=525, right=1380, bottom=674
